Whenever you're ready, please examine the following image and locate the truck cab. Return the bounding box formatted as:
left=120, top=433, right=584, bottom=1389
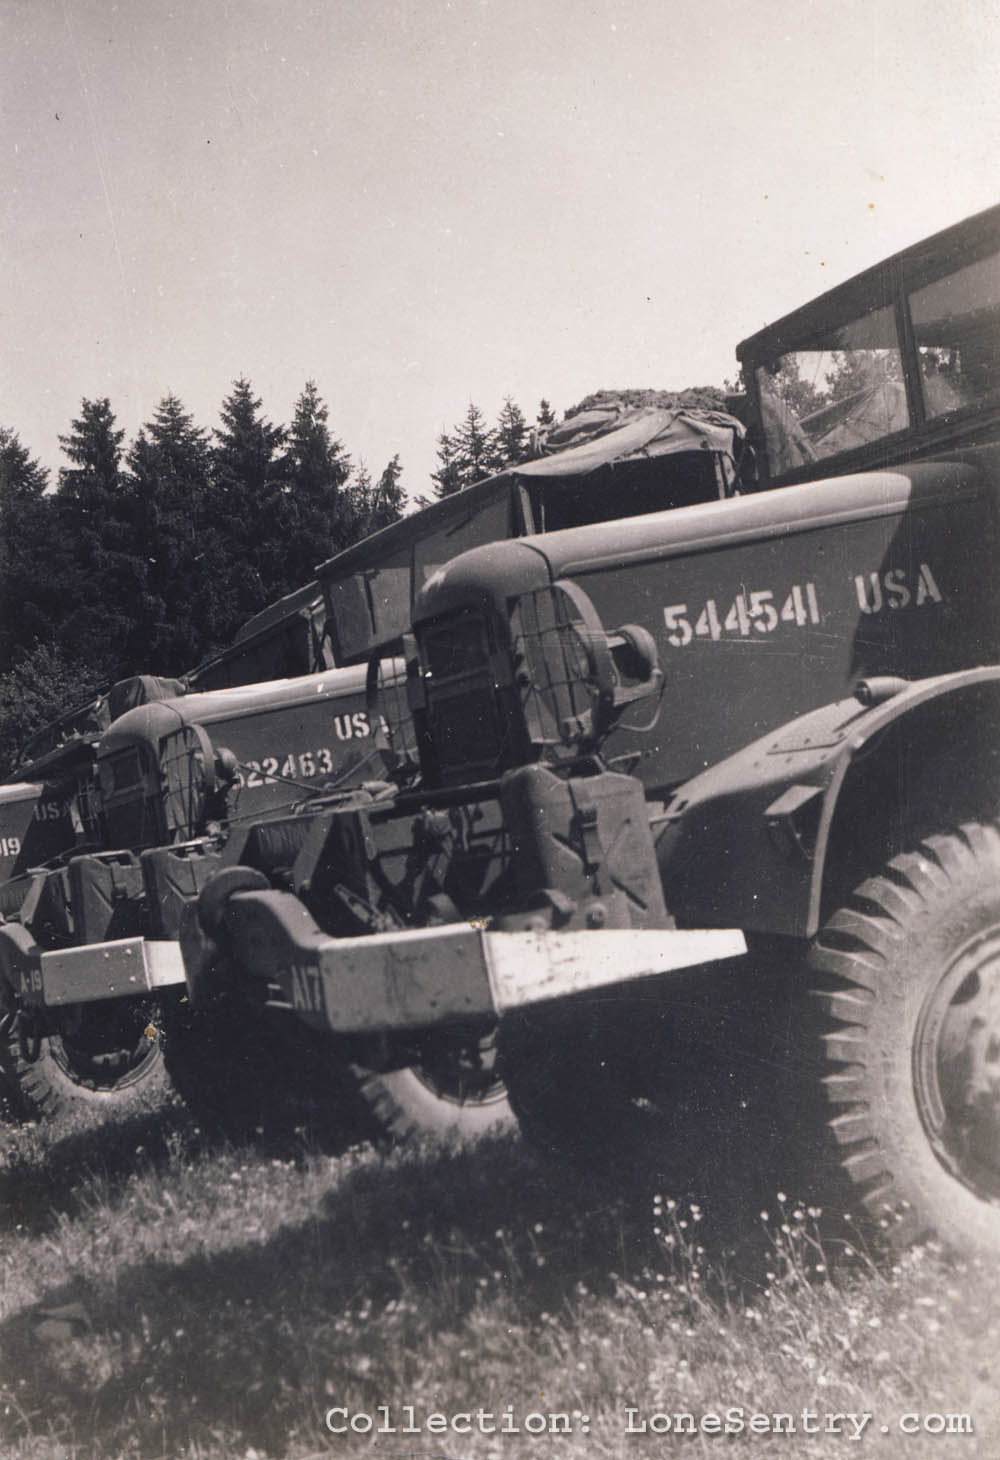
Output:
left=738, top=203, right=1000, bottom=488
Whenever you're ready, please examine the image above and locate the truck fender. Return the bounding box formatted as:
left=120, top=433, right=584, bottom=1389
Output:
left=812, top=668, right=1000, bottom=929
left=656, top=666, right=1000, bottom=939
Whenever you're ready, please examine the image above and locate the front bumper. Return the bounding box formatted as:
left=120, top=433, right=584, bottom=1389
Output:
left=217, top=888, right=746, bottom=1033
left=24, top=894, right=745, bottom=1032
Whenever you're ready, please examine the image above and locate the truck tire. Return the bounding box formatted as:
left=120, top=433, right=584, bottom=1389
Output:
left=498, top=1001, right=643, bottom=1165
left=805, top=821, right=1000, bottom=1254
left=162, top=994, right=376, bottom=1147
left=355, top=1026, right=513, bottom=1142
left=498, top=984, right=736, bottom=1191
left=0, top=996, right=166, bottom=1121
left=161, top=995, right=275, bottom=1141
left=165, top=962, right=510, bottom=1147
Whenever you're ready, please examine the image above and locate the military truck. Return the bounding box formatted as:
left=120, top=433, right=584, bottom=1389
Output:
left=0, top=404, right=745, bottom=1133
left=0, top=666, right=384, bottom=1124
left=186, top=580, right=333, bottom=691
left=7, top=203, right=999, bottom=1252
left=176, top=202, right=1000, bottom=1252
left=186, top=399, right=746, bottom=691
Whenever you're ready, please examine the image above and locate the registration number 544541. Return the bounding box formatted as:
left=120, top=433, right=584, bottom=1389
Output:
left=664, top=583, right=820, bottom=648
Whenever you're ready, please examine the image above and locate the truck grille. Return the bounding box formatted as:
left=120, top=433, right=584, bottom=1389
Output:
left=432, top=684, right=506, bottom=780
left=418, top=585, right=605, bottom=787
left=421, top=611, right=492, bottom=680
left=100, top=747, right=162, bottom=849
left=420, top=612, right=512, bottom=785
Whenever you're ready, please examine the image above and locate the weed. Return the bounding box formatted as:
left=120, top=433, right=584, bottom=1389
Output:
left=0, top=1097, right=997, bottom=1459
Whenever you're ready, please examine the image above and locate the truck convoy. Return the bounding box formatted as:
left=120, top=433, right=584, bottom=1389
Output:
left=2, top=203, right=998, bottom=1255
left=0, top=399, right=746, bottom=1137
left=186, top=397, right=745, bottom=689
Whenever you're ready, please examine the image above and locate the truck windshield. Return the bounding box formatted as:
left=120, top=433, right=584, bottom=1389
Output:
left=756, top=304, right=909, bottom=475
left=909, top=250, right=1000, bottom=419
left=741, top=205, right=1000, bottom=485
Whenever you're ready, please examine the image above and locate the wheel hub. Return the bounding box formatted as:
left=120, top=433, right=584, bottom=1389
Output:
left=915, top=928, right=1000, bottom=1198
left=49, top=999, right=161, bottom=1094
left=410, top=1025, right=507, bottom=1108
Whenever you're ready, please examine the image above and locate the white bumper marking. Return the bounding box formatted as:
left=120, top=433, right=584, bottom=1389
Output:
left=40, top=939, right=185, bottom=1006
left=482, top=928, right=747, bottom=1012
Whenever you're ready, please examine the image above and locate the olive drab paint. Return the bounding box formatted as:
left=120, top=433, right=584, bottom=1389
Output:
left=412, top=456, right=998, bottom=802
left=577, top=465, right=995, bottom=797
left=96, top=664, right=397, bottom=833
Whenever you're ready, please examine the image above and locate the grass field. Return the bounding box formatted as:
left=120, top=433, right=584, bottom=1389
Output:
left=0, top=1084, right=997, bottom=1460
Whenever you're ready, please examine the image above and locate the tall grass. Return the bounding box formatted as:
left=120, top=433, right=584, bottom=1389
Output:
left=0, top=1090, right=997, bottom=1459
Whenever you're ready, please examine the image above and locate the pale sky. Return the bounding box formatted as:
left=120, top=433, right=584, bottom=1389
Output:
left=3, top=0, right=998, bottom=499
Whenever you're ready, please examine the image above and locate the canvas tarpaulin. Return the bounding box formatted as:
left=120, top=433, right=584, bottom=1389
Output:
left=512, top=403, right=744, bottom=482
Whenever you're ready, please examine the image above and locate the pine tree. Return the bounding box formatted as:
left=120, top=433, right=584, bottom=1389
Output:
left=494, top=396, right=529, bottom=469
left=52, top=398, right=136, bottom=681
left=0, top=429, right=52, bottom=670
left=213, top=378, right=285, bottom=505
left=0, top=427, right=48, bottom=507
left=430, top=429, right=463, bottom=499
left=212, top=378, right=287, bottom=616
left=126, top=395, right=229, bottom=671
left=58, top=398, right=126, bottom=509
left=342, top=460, right=375, bottom=532
left=285, top=381, right=351, bottom=499
left=368, top=454, right=405, bottom=533
left=536, top=399, right=556, bottom=428
left=280, top=381, right=354, bottom=581
left=454, top=402, right=496, bottom=486
left=0, top=642, right=104, bottom=778
left=431, top=404, right=498, bottom=498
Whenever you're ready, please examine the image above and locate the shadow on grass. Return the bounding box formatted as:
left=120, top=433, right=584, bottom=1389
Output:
left=0, top=1122, right=798, bottom=1459
left=0, top=1100, right=187, bottom=1236
left=0, top=1085, right=375, bottom=1240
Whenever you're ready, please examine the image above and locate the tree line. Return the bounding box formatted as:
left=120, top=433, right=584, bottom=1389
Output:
left=0, top=378, right=408, bottom=764
left=429, top=397, right=555, bottom=498
left=0, top=382, right=553, bottom=767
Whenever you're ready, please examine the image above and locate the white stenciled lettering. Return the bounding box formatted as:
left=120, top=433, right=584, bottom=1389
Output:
left=883, top=568, right=911, bottom=609
left=855, top=572, right=883, bottom=614
left=241, top=745, right=355, bottom=786
left=31, top=800, right=64, bottom=823
left=855, top=562, right=944, bottom=615
left=665, top=582, right=821, bottom=647
left=916, top=561, right=943, bottom=605
left=289, top=964, right=324, bottom=1014
left=19, top=967, right=43, bottom=996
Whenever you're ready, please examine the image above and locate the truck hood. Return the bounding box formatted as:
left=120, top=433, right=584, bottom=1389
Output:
left=414, top=455, right=988, bottom=624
